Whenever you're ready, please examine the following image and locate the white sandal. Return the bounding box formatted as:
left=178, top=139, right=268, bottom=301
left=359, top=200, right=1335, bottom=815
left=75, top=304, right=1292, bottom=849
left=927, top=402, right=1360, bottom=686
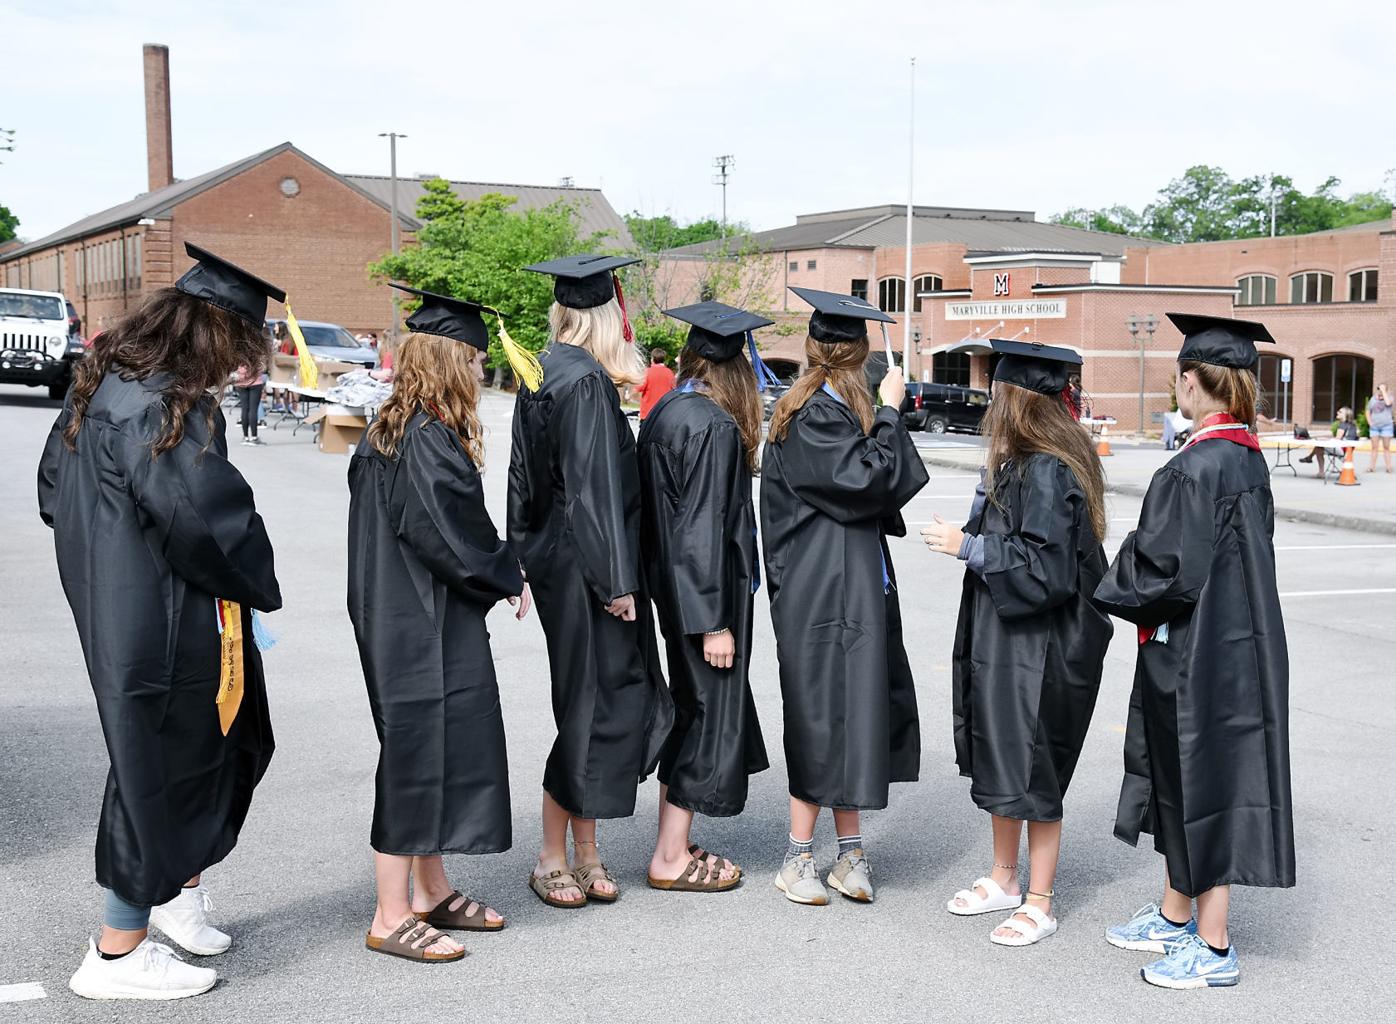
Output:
left=989, top=902, right=1058, bottom=946
left=946, top=875, right=1022, bottom=916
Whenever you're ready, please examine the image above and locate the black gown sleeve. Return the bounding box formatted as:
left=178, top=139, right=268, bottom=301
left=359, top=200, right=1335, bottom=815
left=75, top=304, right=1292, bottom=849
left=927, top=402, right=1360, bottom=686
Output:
left=979, top=457, right=1082, bottom=621
left=389, top=420, right=523, bottom=605
left=37, top=406, right=69, bottom=528
left=120, top=409, right=282, bottom=611
left=556, top=374, right=639, bottom=605
left=1093, top=466, right=1213, bottom=627
left=506, top=398, right=531, bottom=556
left=669, top=423, right=740, bottom=636
left=782, top=403, right=928, bottom=523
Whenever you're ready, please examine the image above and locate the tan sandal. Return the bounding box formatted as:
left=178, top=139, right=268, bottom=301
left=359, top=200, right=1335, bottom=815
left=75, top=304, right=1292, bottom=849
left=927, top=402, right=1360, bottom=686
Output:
left=528, top=868, right=587, bottom=909
left=573, top=858, right=619, bottom=903
left=416, top=890, right=504, bottom=931
left=364, top=916, right=465, bottom=962
left=688, top=843, right=742, bottom=881
left=648, top=851, right=742, bottom=893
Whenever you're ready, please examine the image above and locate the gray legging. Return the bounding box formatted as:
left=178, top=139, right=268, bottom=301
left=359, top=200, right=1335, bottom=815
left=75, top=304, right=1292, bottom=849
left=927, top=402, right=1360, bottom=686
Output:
left=104, top=888, right=151, bottom=931
left=237, top=384, right=263, bottom=438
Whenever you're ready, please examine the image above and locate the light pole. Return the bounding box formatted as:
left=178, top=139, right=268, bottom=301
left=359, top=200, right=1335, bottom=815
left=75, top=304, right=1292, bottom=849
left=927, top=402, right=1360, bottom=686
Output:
left=378, top=131, right=406, bottom=342
left=713, top=155, right=734, bottom=238
left=0, top=128, right=15, bottom=165
left=1125, top=313, right=1158, bottom=434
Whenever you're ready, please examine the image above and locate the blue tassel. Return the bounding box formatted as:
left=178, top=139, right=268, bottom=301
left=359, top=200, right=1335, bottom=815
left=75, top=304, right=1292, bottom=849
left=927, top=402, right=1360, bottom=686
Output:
left=747, top=331, right=781, bottom=392
left=250, top=610, right=277, bottom=652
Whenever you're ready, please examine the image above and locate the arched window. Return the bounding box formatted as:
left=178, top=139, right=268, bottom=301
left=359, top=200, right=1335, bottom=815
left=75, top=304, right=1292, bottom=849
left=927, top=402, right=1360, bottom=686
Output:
left=1349, top=268, right=1378, bottom=303
left=877, top=277, right=906, bottom=313
left=1311, top=354, right=1374, bottom=423
left=1289, top=271, right=1333, bottom=304
left=1236, top=274, right=1276, bottom=306
left=911, top=274, right=943, bottom=313
left=932, top=350, right=970, bottom=387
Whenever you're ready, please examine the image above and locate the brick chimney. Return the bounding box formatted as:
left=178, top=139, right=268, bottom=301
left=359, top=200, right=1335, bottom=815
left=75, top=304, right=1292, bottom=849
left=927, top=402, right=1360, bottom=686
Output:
left=143, top=44, right=173, bottom=193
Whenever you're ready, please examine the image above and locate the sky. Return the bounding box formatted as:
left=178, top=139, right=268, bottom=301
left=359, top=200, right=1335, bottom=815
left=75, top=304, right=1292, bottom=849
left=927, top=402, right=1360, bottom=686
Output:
left=4, top=0, right=1395, bottom=242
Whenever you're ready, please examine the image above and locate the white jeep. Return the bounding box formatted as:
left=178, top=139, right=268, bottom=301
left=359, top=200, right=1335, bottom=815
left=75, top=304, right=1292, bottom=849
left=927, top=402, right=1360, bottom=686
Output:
left=0, top=288, right=85, bottom=399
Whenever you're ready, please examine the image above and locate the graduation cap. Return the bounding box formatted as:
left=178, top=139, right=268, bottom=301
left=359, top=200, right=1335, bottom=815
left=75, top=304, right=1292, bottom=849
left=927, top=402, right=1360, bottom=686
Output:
left=991, top=339, right=1083, bottom=395
left=390, top=284, right=495, bottom=351
left=1167, top=313, right=1274, bottom=370
left=664, top=300, right=782, bottom=390
left=524, top=254, right=640, bottom=310
left=789, top=286, right=895, bottom=344
left=175, top=242, right=285, bottom=326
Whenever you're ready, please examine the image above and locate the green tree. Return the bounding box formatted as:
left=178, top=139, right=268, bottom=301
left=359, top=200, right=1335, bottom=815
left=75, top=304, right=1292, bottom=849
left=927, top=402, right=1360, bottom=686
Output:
left=0, top=203, right=17, bottom=243
left=369, top=180, right=602, bottom=376
left=1049, top=204, right=1143, bottom=236
left=624, top=213, right=741, bottom=251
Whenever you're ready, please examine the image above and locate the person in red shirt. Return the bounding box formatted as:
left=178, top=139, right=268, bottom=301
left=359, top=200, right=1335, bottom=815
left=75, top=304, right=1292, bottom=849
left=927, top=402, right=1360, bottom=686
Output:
left=637, top=348, right=676, bottom=419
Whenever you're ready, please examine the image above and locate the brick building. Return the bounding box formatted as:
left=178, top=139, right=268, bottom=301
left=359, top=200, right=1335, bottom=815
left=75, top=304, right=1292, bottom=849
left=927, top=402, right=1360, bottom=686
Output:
left=663, top=204, right=1395, bottom=429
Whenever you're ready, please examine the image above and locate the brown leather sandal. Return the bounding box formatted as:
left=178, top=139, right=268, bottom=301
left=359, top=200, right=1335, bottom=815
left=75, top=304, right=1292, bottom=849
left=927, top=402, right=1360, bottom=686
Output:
left=573, top=858, right=619, bottom=903
left=528, top=868, right=587, bottom=909
left=416, top=890, right=504, bottom=931
left=648, top=852, right=743, bottom=892
left=688, top=843, right=742, bottom=881
left=364, top=916, right=465, bottom=962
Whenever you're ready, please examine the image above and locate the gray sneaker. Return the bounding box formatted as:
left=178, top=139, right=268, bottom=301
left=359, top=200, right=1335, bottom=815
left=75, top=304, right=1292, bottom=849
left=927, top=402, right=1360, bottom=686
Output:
left=774, top=853, right=829, bottom=906
left=828, top=848, right=874, bottom=903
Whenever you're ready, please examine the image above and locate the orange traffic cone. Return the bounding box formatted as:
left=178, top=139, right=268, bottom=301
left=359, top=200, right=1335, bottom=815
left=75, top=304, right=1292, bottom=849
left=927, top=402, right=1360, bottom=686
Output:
left=1095, top=426, right=1113, bottom=458
left=1337, top=448, right=1360, bottom=486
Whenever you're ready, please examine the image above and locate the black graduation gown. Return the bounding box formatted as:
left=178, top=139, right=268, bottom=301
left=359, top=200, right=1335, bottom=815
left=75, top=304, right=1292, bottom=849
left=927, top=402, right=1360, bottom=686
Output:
left=507, top=343, right=673, bottom=819
left=760, top=394, right=929, bottom=810
left=637, top=389, right=768, bottom=817
left=1094, top=439, right=1295, bottom=897
left=37, top=372, right=279, bottom=908
left=950, top=455, right=1113, bottom=821
left=347, top=413, right=522, bottom=856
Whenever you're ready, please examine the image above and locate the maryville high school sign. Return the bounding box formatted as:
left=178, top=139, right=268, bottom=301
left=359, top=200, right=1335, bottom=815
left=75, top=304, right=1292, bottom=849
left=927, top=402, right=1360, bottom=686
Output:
left=944, top=299, right=1068, bottom=320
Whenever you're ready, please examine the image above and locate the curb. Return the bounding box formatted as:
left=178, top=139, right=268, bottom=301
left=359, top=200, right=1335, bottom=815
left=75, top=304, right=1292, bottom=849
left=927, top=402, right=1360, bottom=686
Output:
left=917, top=451, right=1396, bottom=538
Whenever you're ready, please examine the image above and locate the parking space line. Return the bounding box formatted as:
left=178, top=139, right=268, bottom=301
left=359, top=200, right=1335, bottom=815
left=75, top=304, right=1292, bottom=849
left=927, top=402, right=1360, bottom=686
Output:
left=0, top=983, right=46, bottom=1003
left=1274, top=544, right=1396, bottom=551
left=1279, top=588, right=1396, bottom=598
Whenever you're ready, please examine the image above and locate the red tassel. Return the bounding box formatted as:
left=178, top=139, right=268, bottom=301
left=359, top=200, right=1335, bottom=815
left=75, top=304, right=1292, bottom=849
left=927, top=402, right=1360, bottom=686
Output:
left=1062, top=386, right=1080, bottom=420
left=613, top=272, right=633, bottom=343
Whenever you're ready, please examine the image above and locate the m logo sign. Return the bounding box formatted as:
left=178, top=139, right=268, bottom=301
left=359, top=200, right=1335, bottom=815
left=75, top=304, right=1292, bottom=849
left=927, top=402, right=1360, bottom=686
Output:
left=993, top=273, right=1011, bottom=297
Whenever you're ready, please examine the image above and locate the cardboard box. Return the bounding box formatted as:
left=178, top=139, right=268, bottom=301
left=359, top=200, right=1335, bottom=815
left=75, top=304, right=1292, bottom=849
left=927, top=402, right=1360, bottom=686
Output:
left=304, top=405, right=368, bottom=454
left=269, top=354, right=362, bottom=391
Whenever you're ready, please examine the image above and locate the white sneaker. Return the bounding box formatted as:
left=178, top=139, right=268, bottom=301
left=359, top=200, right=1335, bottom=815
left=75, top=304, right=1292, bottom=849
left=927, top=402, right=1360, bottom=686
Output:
left=149, top=884, right=231, bottom=956
left=68, top=938, right=216, bottom=1001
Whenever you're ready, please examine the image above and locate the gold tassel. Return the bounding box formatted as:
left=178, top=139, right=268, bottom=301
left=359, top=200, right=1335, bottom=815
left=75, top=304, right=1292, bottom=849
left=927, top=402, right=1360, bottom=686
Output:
left=285, top=303, right=318, bottom=391
left=496, top=314, right=543, bottom=392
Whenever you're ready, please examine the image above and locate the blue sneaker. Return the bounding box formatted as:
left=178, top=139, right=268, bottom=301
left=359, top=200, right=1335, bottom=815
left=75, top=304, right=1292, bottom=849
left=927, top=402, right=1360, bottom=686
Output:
left=1140, top=933, right=1239, bottom=989
left=1105, top=903, right=1197, bottom=953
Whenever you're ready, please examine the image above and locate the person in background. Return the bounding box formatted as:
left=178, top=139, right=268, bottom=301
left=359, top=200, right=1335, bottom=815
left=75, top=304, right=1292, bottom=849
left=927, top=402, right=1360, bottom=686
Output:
left=40, top=243, right=283, bottom=1000
left=923, top=341, right=1113, bottom=947
left=1367, top=383, right=1393, bottom=473
left=349, top=287, right=528, bottom=963
left=1299, top=406, right=1357, bottom=476
left=1095, top=313, right=1292, bottom=991
left=232, top=354, right=267, bottom=447
left=636, top=346, right=676, bottom=419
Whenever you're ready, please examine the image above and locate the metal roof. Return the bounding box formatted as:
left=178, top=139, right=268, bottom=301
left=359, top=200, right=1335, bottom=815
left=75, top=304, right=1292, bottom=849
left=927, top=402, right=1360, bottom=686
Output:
left=344, top=175, right=633, bottom=248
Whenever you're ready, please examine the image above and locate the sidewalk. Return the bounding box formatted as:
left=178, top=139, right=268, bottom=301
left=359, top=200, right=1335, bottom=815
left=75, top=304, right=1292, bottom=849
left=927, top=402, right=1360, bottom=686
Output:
left=918, top=440, right=1396, bottom=536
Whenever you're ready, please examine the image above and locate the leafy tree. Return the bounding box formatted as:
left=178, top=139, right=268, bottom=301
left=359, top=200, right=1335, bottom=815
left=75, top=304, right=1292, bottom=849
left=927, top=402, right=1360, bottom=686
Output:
left=1049, top=205, right=1143, bottom=236
left=624, top=213, right=741, bottom=251
left=0, top=203, right=17, bottom=243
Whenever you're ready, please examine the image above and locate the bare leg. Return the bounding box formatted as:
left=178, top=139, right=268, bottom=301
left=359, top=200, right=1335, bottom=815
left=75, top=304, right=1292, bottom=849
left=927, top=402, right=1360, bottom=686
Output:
left=952, top=815, right=1021, bottom=909
left=789, top=795, right=820, bottom=845
left=96, top=926, right=147, bottom=956
left=1384, top=437, right=1392, bottom=473
left=994, top=819, right=1061, bottom=937
left=410, top=855, right=501, bottom=925
left=1160, top=868, right=1194, bottom=926
left=571, top=816, right=616, bottom=898
left=648, top=784, right=734, bottom=883
left=534, top=791, right=582, bottom=903
left=1194, top=885, right=1231, bottom=949
left=369, top=852, right=460, bottom=954
left=832, top=808, right=862, bottom=845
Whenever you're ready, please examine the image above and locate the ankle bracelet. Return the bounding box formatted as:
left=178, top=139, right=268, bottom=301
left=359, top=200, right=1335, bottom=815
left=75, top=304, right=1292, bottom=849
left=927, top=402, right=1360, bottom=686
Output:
left=1026, top=889, right=1054, bottom=900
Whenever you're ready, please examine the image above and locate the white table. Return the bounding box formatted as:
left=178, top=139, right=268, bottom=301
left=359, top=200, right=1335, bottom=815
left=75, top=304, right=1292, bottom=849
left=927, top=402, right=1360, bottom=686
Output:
left=1260, top=433, right=1359, bottom=484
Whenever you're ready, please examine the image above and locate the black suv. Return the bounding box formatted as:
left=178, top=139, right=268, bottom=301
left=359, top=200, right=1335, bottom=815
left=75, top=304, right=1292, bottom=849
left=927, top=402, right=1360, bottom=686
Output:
left=900, top=382, right=989, bottom=434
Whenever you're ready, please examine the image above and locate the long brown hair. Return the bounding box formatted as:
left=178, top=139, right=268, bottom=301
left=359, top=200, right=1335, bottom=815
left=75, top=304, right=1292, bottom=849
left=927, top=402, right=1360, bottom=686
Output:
left=1178, top=360, right=1258, bottom=427
left=367, top=332, right=484, bottom=466
left=982, top=382, right=1107, bottom=542
left=767, top=334, right=874, bottom=443
left=63, top=288, right=268, bottom=455
left=676, top=347, right=763, bottom=473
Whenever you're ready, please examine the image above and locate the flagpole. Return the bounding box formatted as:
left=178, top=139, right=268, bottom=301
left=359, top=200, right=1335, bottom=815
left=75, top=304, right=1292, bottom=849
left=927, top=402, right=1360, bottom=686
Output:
left=903, top=56, right=916, bottom=376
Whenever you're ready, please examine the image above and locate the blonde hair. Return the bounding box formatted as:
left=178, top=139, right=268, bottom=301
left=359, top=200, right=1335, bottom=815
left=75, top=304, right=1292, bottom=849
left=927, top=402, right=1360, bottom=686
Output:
left=767, top=335, right=874, bottom=443
left=1178, top=360, right=1259, bottom=428
left=549, top=299, right=644, bottom=387
left=367, top=332, right=484, bottom=466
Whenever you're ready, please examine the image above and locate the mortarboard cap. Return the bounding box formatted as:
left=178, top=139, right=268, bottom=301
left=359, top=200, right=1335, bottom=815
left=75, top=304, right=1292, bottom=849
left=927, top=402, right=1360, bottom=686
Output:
left=1167, top=312, right=1274, bottom=370
left=664, top=301, right=775, bottom=362
left=175, top=242, right=285, bottom=326
left=523, top=254, right=641, bottom=310
left=391, top=284, right=496, bottom=352
left=789, top=286, right=894, bottom=344
left=991, top=339, right=1083, bottom=395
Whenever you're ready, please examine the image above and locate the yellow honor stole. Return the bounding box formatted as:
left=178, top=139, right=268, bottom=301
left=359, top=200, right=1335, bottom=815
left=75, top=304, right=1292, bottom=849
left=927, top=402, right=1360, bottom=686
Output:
left=215, top=599, right=245, bottom=736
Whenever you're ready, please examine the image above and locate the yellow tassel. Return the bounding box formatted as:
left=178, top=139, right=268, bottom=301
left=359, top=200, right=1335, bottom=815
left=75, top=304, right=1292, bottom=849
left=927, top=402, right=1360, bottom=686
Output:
left=285, top=303, right=318, bottom=391
left=496, top=314, right=543, bottom=392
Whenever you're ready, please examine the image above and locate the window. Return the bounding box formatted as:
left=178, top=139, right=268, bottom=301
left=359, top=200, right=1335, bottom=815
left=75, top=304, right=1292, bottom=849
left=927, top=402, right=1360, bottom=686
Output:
left=877, top=277, right=906, bottom=313
left=932, top=350, right=971, bottom=387
left=788, top=261, right=798, bottom=273
left=129, top=234, right=142, bottom=291
left=1236, top=274, right=1276, bottom=306
left=1289, top=271, right=1333, bottom=304
left=912, top=274, right=944, bottom=313
left=1349, top=268, right=1378, bottom=303
left=1311, top=354, right=1374, bottom=423
left=850, top=279, right=868, bottom=301
left=806, top=259, right=817, bottom=271
left=1256, top=353, right=1290, bottom=421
